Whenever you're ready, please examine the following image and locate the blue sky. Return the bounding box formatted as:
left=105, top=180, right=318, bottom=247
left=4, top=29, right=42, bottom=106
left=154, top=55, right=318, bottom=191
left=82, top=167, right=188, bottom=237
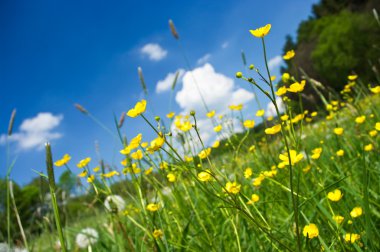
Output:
left=0, top=0, right=318, bottom=185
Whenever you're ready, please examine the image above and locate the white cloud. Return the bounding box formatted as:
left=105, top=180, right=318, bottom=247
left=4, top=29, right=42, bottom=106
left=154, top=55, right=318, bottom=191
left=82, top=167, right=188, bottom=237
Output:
left=266, top=97, right=285, bottom=117
left=156, top=69, right=185, bottom=93
left=268, top=55, right=283, bottom=71
left=221, top=42, right=229, bottom=49
left=197, top=54, right=211, bottom=65
left=175, top=63, right=254, bottom=113
left=0, top=113, right=63, bottom=151
left=140, top=43, right=168, bottom=61
left=172, top=63, right=254, bottom=147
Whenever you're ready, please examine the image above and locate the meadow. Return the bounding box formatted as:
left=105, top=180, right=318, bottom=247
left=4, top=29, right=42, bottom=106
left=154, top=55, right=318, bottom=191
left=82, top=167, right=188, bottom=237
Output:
left=2, top=21, right=380, bottom=252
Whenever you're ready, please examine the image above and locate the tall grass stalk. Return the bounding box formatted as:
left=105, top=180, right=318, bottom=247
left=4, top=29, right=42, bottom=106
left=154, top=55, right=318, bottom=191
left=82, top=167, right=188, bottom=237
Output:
left=45, top=143, right=67, bottom=252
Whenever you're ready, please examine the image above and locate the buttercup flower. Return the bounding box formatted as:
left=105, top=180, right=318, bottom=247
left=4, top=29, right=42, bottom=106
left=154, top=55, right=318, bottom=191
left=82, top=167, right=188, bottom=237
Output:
left=224, top=181, right=241, bottom=194
left=166, top=112, right=175, bottom=119
left=333, top=127, right=344, bottom=135
left=348, top=75, right=358, bottom=81
left=303, top=224, right=319, bottom=239
left=355, top=115, right=366, bottom=124
left=214, top=125, right=222, bottom=132
left=77, top=157, right=91, bottom=168
left=212, top=141, right=220, bottom=148
left=54, top=154, right=71, bottom=167
left=244, top=168, right=253, bottom=178
left=370, top=85, right=380, bottom=94
left=167, top=173, right=176, bottom=182
left=197, top=170, right=212, bottom=182
left=243, top=120, right=255, bottom=129
left=127, top=99, right=147, bottom=118
left=265, top=124, right=281, bottom=135
left=207, top=110, right=216, bottom=118
left=344, top=233, right=360, bottom=243
left=333, top=215, right=344, bottom=224
left=311, top=147, right=322, bottom=159
left=287, top=80, right=305, bottom=93
left=276, top=86, right=287, bottom=96
left=364, top=143, right=373, bottom=152
left=256, top=110, right=265, bottom=117
left=327, top=189, right=343, bottom=202
left=198, top=148, right=211, bottom=159
left=131, top=149, right=143, bottom=160
left=153, top=229, right=164, bottom=239
left=283, top=50, right=295, bottom=60
left=350, top=207, right=363, bottom=218
left=336, top=149, right=345, bottom=156
left=249, top=24, right=271, bottom=38
left=279, top=150, right=303, bottom=166
left=247, top=194, right=259, bottom=204
left=146, top=203, right=160, bottom=212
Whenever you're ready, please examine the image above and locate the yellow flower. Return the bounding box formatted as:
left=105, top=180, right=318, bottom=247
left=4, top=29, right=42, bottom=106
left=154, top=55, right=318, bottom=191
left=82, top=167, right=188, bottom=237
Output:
left=303, top=224, right=319, bottom=239
left=265, top=124, right=281, bottom=135
left=141, top=142, right=148, bottom=148
left=333, top=215, right=344, bottom=224
left=129, top=133, right=143, bottom=150
left=87, top=175, right=95, bottom=183
left=280, top=114, right=289, bottom=121
left=243, top=120, right=255, bottom=129
left=212, top=141, right=220, bottom=148
left=77, top=157, right=91, bottom=168
left=336, top=149, right=345, bottom=156
left=376, top=122, right=380, bottom=131
left=344, top=233, right=360, bottom=243
left=198, top=148, right=211, bottom=159
left=131, top=149, right=143, bottom=160
left=252, top=176, right=265, bottom=187
left=282, top=73, right=290, bottom=82
left=146, top=203, right=160, bottom=212
left=311, top=147, right=322, bottom=160
left=369, top=130, right=377, bottom=137
left=54, top=154, right=71, bottom=167
left=184, top=156, right=193, bottom=162
left=144, top=167, right=153, bottom=175
left=153, top=229, right=163, bottom=239
left=333, top=127, right=344, bottom=135
left=370, top=85, right=380, bottom=94
left=207, top=110, right=216, bottom=118
left=78, top=170, right=88, bottom=178
left=146, top=135, right=165, bottom=153
left=229, top=104, right=243, bottom=111
left=197, top=170, right=212, bottom=182
left=350, top=207, right=363, bottom=218
left=278, top=150, right=303, bottom=166
left=249, top=145, right=256, bottom=152
left=276, top=86, right=287, bottom=96
left=179, top=121, right=193, bottom=132
left=287, top=80, right=306, bottom=93
left=302, top=165, right=311, bottom=173
left=130, top=163, right=141, bottom=174
left=102, top=171, right=120, bottom=178
left=256, top=110, right=265, bottom=117
left=166, top=112, right=175, bottom=119
left=120, top=146, right=131, bottom=155
left=311, top=111, right=318, bottom=117
left=214, top=125, right=222, bottom=132
left=267, top=116, right=274, bottom=121
left=348, top=75, right=358, bottom=81
left=224, top=181, right=241, bottom=194
left=127, top=99, right=147, bottom=118
left=364, top=143, right=373, bottom=151
left=283, top=50, right=295, bottom=60
left=247, top=194, right=259, bottom=204
left=159, top=161, right=168, bottom=169
left=93, top=166, right=100, bottom=172
left=244, top=168, right=253, bottom=178
left=249, top=24, right=271, bottom=38
left=167, top=173, right=176, bottom=182
left=355, top=115, right=366, bottom=124
left=270, top=76, right=276, bottom=81
left=327, top=189, right=343, bottom=202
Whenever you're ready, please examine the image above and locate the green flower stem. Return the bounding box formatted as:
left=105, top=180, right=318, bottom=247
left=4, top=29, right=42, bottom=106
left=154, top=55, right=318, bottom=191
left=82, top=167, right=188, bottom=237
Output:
left=261, top=37, right=301, bottom=251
